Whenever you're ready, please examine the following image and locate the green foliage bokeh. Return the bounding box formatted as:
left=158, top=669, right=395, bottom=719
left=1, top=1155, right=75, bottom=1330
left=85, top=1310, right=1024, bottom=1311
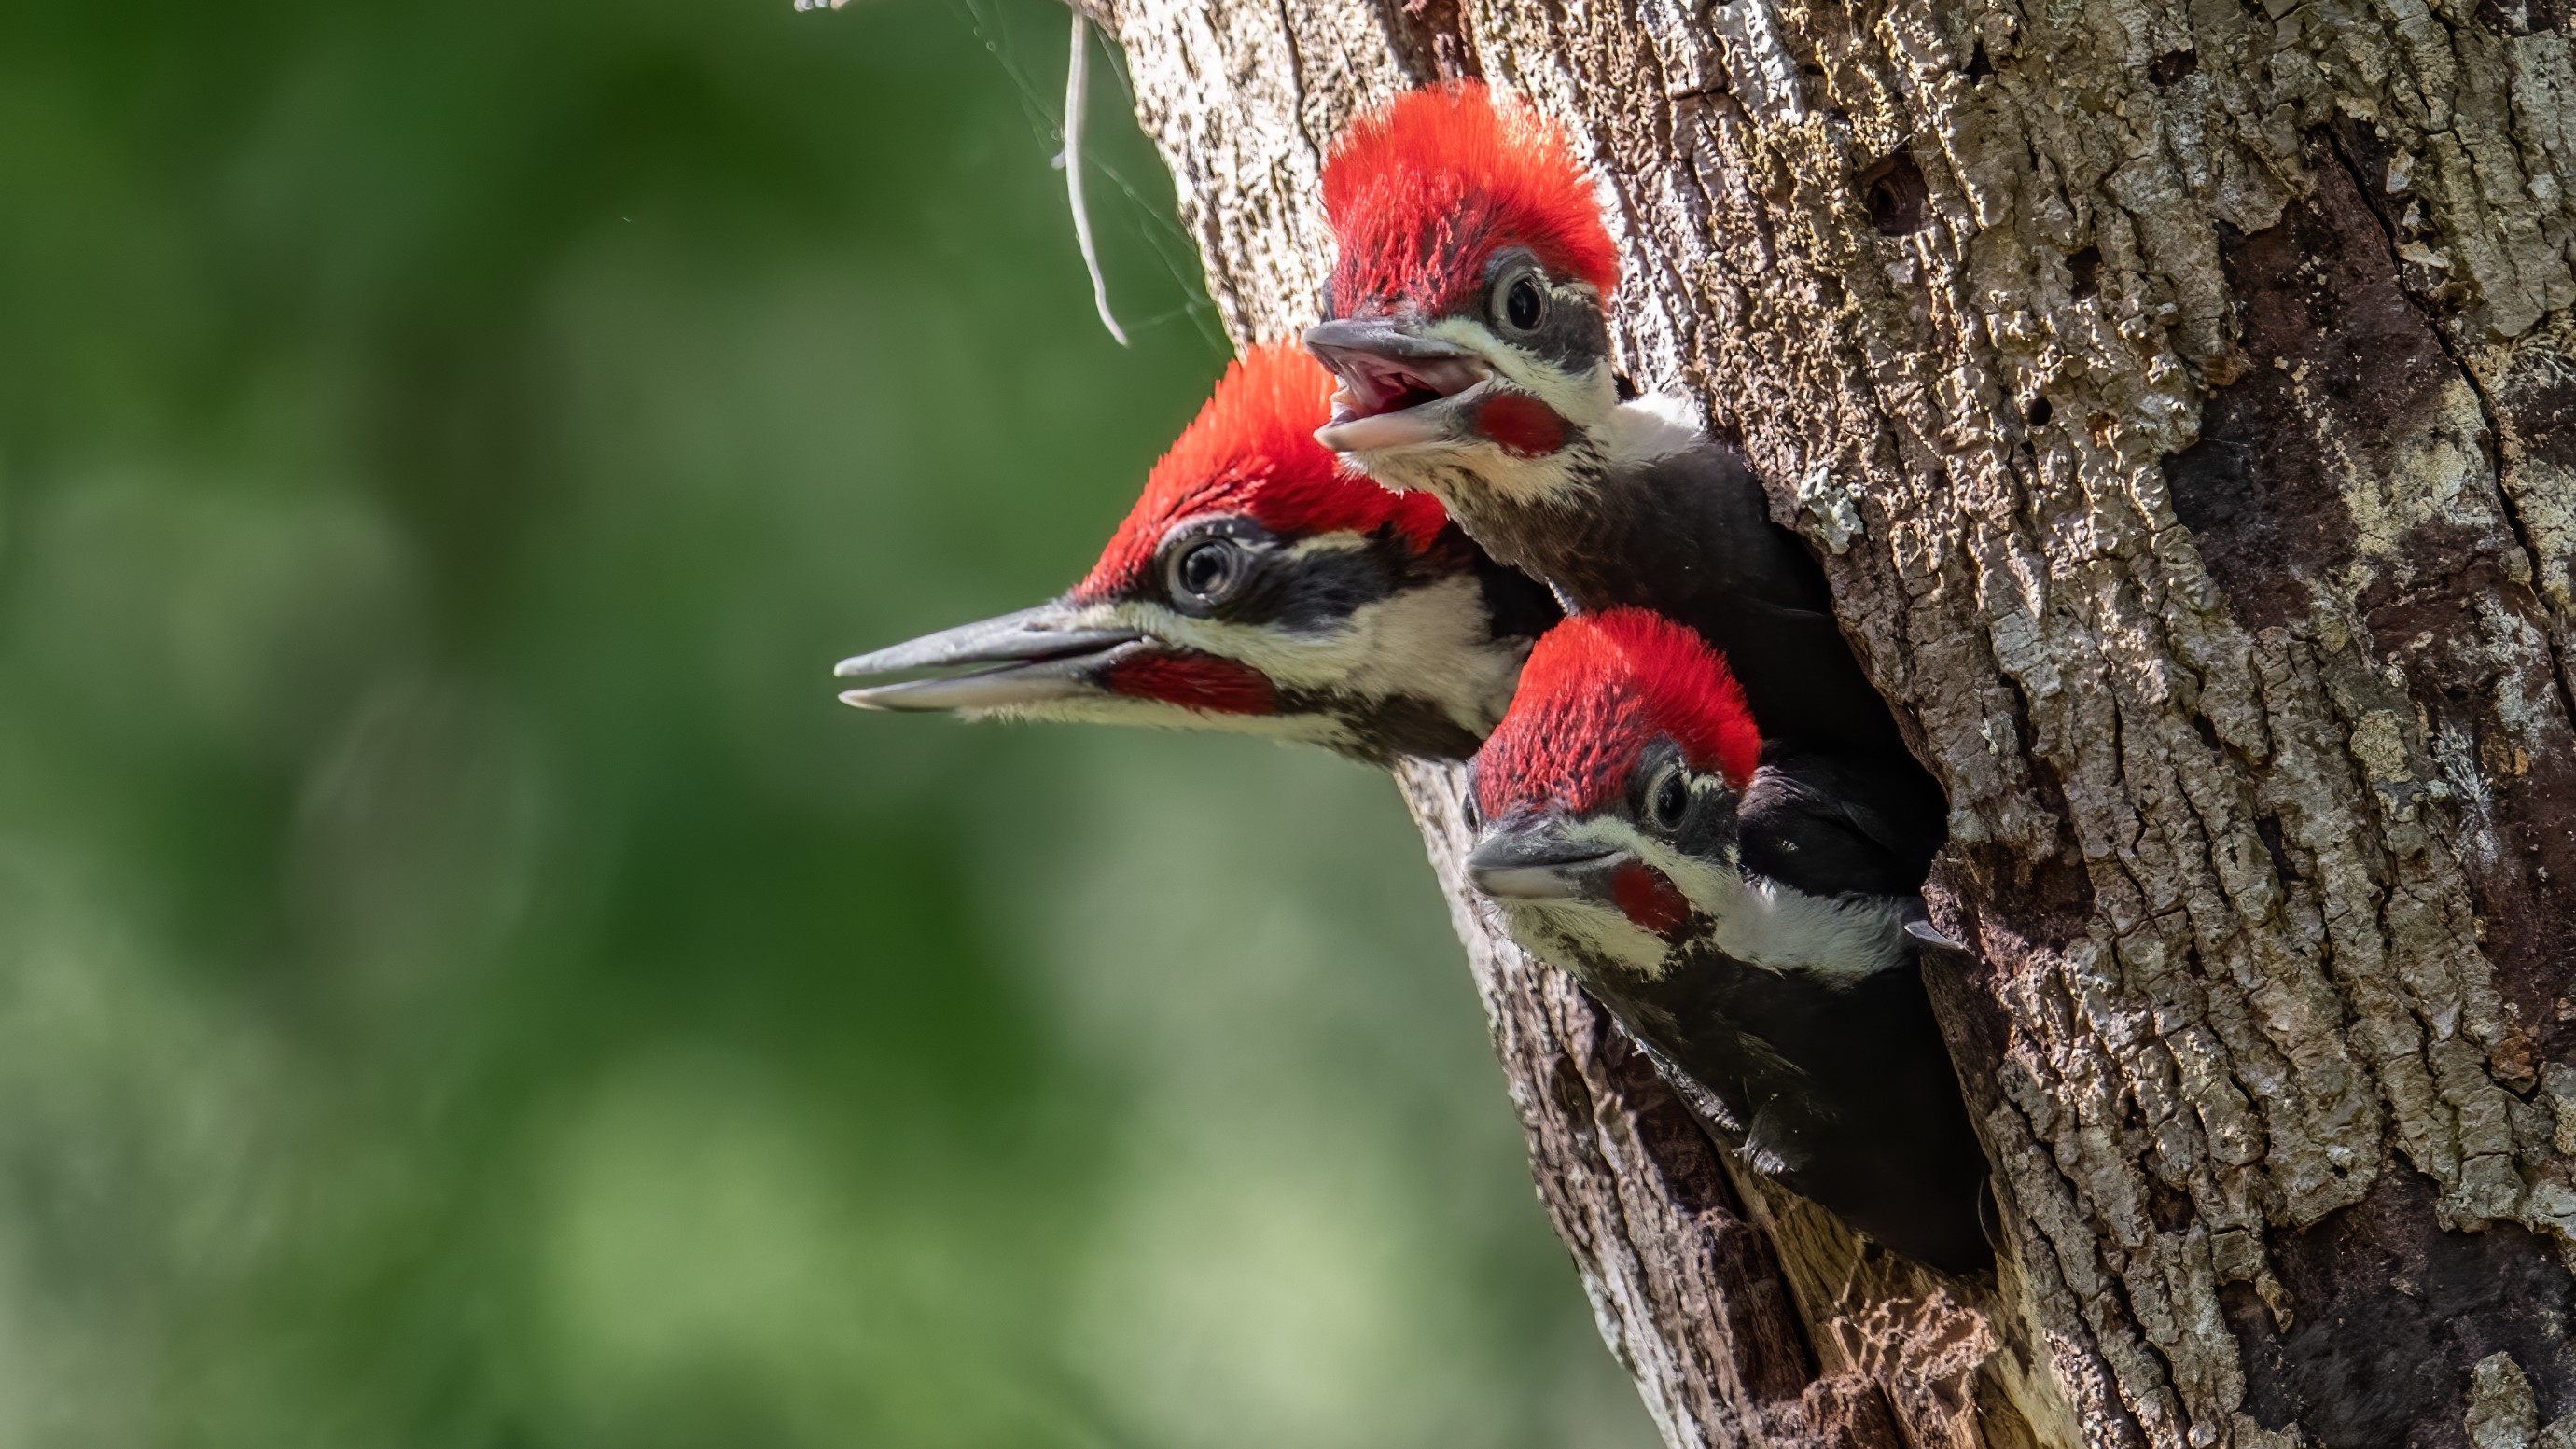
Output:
left=0, top=0, right=1656, bottom=1443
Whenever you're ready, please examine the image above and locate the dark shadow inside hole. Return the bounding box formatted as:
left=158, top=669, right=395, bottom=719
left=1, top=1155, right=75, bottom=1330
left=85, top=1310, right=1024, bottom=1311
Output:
left=2150, top=49, right=2198, bottom=85
left=2068, top=245, right=2102, bottom=300
left=2025, top=396, right=2054, bottom=427
left=1964, top=42, right=1994, bottom=79
left=2255, top=812, right=2301, bottom=883
left=1859, top=152, right=1929, bottom=236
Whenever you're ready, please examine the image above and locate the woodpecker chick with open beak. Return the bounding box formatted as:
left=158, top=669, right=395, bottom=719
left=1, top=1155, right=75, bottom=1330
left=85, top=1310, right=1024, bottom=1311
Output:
left=835, top=341, right=1560, bottom=766
left=1305, top=84, right=1645, bottom=528
left=1465, top=608, right=1990, bottom=1273
left=1304, top=85, right=1943, bottom=848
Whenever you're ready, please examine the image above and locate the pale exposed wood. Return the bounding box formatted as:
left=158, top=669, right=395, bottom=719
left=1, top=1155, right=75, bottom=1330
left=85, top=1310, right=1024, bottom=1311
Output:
left=1104, top=0, right=2576, bottom=1442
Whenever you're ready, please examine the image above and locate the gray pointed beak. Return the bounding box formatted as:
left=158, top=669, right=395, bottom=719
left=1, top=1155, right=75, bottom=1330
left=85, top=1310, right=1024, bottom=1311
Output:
left=1302, top=318, right=1491, bottom=453
left=834, top=605, right=1140, bottom=676
left=1465, top=819, right=1627, bottom=901
left=833, top=603, right=1146, bottom=714
left=1303, top=318, right=1475, bottom=363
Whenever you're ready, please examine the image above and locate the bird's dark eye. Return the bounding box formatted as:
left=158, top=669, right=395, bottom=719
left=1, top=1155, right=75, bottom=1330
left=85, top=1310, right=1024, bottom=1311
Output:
left=1171, top=538, right=1244, bottom=604
left=1648, top=765, right=1689, bottom=832
left=1501, top=274, right=1547, bottom=331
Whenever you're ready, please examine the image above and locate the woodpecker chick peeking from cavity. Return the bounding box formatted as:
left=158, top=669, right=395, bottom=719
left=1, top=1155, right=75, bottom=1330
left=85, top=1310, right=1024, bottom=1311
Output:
left=835, top=341, right=1560, bottom=766
left=1304, top=84, right=1945, bottom=852
left=1305, top=82, right=1641, bottom=518
left=1465, top=608, right=1990, bottom=1273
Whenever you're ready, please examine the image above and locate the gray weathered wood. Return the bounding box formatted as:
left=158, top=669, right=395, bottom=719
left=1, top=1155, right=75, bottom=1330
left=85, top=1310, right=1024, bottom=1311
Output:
left=1103, top=0, right=2576, bottom=1443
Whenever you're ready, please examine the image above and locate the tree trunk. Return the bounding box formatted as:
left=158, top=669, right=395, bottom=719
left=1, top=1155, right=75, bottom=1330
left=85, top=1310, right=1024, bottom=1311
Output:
left=1092, top=0, right=2576, bottom=1443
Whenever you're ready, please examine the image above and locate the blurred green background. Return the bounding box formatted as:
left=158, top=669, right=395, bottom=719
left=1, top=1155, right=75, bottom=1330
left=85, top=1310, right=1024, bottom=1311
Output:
left=0, top=0, right=1659, bottom=1444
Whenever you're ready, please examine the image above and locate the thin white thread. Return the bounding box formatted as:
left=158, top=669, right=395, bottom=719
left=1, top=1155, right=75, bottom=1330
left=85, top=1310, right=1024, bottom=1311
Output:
left=806, top=0, right=1219, bottom=346
left=1063, top=12, right=1128, bottom=345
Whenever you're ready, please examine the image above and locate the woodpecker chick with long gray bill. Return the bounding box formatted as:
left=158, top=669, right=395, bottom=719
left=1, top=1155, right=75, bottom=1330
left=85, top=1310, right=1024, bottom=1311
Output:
left=1464, top=607, right=1990, bottom=1273
left=835, top=341, right=1560, bottom=766
left=1304, top=83, right=1942, bottom=855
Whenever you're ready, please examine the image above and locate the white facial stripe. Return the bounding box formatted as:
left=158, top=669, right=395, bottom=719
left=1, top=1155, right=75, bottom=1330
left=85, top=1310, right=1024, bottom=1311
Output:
left=1065, top=571, right=1522, bottom=735
left=1361, top=438, right=1599, bottom=510
left=1346, top=391, right=1709, bottom=510
left=1330, top=315, right=1621, bottom=509
left=1529, top=814, right=1912, bottom=984
left=1696, top=873, right=1911, bottom=983
left=1485, top=814, right=1669, bottom=980
left=1602, top=393, right=1702, bottom=468
left=1493, top=896, right=1671, bottom=981
left=1326, top=573, right=1525, bottom=731
left=1413, top=315, right=1614, bottom=425
left=1616, top=816, right=1911, bottom=982
left=1277, top=533, right=1372, bottom=561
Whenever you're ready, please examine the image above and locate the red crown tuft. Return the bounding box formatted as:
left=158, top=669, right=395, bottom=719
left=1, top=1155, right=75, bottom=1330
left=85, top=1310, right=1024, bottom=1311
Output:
left=1075, top=340, right=1451, bottom=601
left=1320, top=83, right=1620, bottom=319
left=1474, top=609, right=1762, bottom=821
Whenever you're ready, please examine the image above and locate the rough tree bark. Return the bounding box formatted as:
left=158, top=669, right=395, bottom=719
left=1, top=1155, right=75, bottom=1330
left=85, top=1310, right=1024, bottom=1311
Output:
left=1087, top=0, right=2576, bottom=1443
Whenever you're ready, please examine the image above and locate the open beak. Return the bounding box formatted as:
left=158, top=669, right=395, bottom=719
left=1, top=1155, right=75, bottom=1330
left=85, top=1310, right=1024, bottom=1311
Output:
left=1465, top=816, right=1628, bottom=902
left=1303, top=317, right=1492, bottom=453
left=833, top=602, right=1146, bottom=714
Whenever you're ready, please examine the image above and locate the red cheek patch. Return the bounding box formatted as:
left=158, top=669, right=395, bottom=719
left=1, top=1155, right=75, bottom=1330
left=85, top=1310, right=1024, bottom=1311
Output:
left=1474, top=392, right=1568, bottom=456
left=1103, top=651, right=1277, bottom=716
left=1610, top=862, right=1691, bottom=937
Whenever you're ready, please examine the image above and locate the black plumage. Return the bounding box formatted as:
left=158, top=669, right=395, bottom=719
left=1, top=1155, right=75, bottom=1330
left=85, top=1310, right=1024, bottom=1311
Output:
left=1598, top=934, right=1993, bottom=1275
left=1467, top=614, right=1990, bottom=1274
left=1435, top=434, right=1950, bottom=870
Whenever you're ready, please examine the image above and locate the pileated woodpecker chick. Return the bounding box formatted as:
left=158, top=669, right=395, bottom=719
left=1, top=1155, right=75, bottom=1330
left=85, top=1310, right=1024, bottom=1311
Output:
left=1304, top=83, right=1943, bottom=851
left=1464, top=608, right=1990, bottom=1273
left=836, top=341, right=1559, bottom=766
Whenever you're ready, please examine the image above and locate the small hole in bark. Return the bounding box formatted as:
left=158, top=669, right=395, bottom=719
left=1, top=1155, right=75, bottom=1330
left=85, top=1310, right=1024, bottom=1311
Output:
left=2149, top=48, right=2198, bottom=85
left=2025, top=395, right=2054, bottom=426
left=2147, top=1177, right=2195, bottom=1233
left=1964, top=42, right=1994, bottom=79
left=1859, top=152, right=1929, bottom=236
left=1549, top=1060, right=1593, bottom=1121
left=2068, top=244, right=2102, bottom=299
left=2255, top=813, right=2302, bottom=883
left=1614, top=371, right=1640, bottom=402
left=2191, top=714, right=2221, bottom=752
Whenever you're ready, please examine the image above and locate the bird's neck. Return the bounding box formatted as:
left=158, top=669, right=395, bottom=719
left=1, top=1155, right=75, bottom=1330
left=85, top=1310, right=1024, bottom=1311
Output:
left=1682, top=866, right=1914, bottom=982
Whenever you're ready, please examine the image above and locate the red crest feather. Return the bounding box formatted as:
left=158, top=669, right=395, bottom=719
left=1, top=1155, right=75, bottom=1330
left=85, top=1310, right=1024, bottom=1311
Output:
left=1475, top=609, right=1762, bottom=820
left=1320, top=83, right=1620, bottom=318
left=1076, top=340, right=1450, bottom=601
